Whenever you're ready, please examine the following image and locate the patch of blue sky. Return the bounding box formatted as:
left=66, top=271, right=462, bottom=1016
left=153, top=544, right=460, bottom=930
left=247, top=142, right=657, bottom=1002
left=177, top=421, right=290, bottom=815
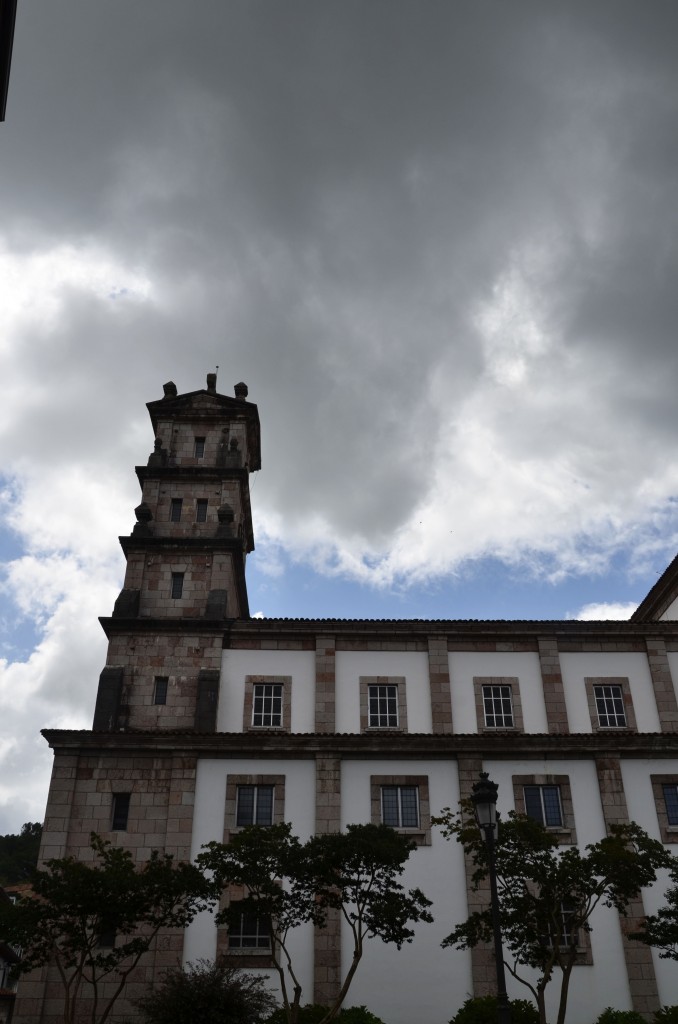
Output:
left=0, top=521, right=41, bottom=662
left=246, top=546, right=661, bottom=622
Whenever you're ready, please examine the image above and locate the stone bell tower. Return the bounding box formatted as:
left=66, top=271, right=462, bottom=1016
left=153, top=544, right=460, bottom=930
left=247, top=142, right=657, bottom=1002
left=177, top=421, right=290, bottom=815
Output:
left=92, top=374, right=261, bottom=734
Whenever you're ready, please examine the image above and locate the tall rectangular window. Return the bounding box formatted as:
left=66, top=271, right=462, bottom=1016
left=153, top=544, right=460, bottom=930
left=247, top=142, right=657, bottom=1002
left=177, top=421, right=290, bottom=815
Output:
left=111, top=793, right=131, bottom=831
left=236, top=785, right=274, bottom=826
left=593, top=684, right=626, bottom=728
left=194, top=437, right=206, bottom=459
left=170, top=498, right=183, bottom=522
left=663, top=784, right=678, bottom=826
left=171, top=572, right=184, bottom=599
left=252, top=684, right=283, bottom=728
left=381, top=785, right=419, bottom=828
left=153, top=677, right=168, bottom=705
left=482, top=684, right=514, bottom=728
left=196, top=499, right=208, bottom=522
left=524, top=785, right=563, bottom=827
left=368, top=684, right=399, bottom=728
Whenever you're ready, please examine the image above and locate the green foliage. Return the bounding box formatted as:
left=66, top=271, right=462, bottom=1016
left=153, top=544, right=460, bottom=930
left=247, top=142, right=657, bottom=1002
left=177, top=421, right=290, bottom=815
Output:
left=450, top=995, right=539, bottom=1024
left=136, top=960, right=277, bottom=1024
left=631, top=860, right=678, bottom=959
left=434, top=804, right=670, bottom=1024
left=594, top=1009, right=646, bottom=1024
left=0, top=833, right=212, bottom=1024
left=267, top=1007, right=332, bottom=1024
left=653, top=1008, right=678, bottom=1024
left=199, top=822, right=432, bottom=1024
left=266, top=1006, right=386, bottom=1024
left=337, top=1006, right=386, bottom=1024
left=0, top=821, right=42, bottom=884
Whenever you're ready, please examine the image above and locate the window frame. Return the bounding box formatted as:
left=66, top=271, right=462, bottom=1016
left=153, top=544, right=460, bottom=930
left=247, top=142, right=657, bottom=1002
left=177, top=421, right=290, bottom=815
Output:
left=227, top=904, right=272, bottom=951
left=195, top=498, right=208, bottom=523
left=512, top=775, right=577, bottom=844
left=236, top=784, right=275, bottom=827
left=474, top=677, right=524, bottom=732
left=111, top=792, right=131, bottom=831
left=224, top=775, right=286, bottom=837
left=541, top=901, right=592, bottom=962
left=651, top=775, right=678, bottom=844
left=585, top=677, right=637, bottom=732
left=170, top=498, right=183, bottom=523
left=243, top=676, right=292, bottom=732
left=153, top=677, right=168, bottom=706
left=170, top=572, right=184, bottom=599
left=194, top=436, right=206, bottom=459
left=360, top=677, right=408, bottom=733
left=371, top=775, right=431, bottom=846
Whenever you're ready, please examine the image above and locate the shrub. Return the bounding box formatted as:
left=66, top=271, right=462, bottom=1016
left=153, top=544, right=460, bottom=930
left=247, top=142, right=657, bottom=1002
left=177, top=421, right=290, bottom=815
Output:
left=338, top=1008, right=386, bottom=1024
left=655, top=1011, right=678, bottom=1024
left=594, top=1010, right=646, bottom=1024
left=450, top=996, right=539, bottom=1024
left=266, top=1005, right=386, bottom=1024
left=266, top=1005, right=330, bottom=1024
left=137, top=960, right=278, bottom=1024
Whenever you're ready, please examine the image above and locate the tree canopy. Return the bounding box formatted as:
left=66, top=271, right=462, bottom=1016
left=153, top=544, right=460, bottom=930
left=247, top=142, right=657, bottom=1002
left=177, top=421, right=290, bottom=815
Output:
left=434, top=806, right=670, bottom=1024
left=0, top=833, right=212, bottom=1024
left=198, top=822, right=433, bottom=1024
left=0, top=821, right=42, bottom=884
left=631, top=859, right=678, bottom=959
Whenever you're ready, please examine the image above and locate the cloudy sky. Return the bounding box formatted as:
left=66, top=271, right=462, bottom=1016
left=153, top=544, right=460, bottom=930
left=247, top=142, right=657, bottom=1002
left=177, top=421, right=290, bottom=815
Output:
left=1, top=1, right=678, bottom=833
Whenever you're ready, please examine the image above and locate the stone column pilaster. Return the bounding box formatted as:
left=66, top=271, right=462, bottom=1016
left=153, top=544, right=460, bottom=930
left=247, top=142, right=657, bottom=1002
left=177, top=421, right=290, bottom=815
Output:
left=315, top=636, right=336, bottom=733
left=538, top=637, right=569, bottom=734
left=646, top=638, right=678, bottom=731
left=314, top=755, right=342, bottom=1005
left=428, top=635, right=453, bottom=733
left=595, top=755, right=660, bottom=1018
left=459, top=756, right=496, bottom=996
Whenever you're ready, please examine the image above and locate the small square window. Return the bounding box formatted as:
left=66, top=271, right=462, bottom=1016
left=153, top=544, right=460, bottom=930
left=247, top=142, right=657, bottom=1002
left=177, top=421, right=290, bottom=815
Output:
left=381, top=785, right=419, bottom=829
left=170, top=498, right=183, bottom=522
left=236, top=785, right=274, bottom=826
left=97, top=929, right=116, bottom=948
left=368, top=684, right=398, bottom=728
left=593, top=684, right=626, bottom=728
left=194, top=437, right=206, bottom=459
left=171, top=572, right=184, bottom=599
left=252, top=684, right=283, bottom=728
left=228, top=906, right=271, bottom=950
left=154, top=677, right=168, bottom=705
left=196, top=499, right=208, bottom=523
left=524, top=785, right=563, bottom=827
left=483, top=684, right=514, bottom=728
left=111, top=793, right=131, bottom=831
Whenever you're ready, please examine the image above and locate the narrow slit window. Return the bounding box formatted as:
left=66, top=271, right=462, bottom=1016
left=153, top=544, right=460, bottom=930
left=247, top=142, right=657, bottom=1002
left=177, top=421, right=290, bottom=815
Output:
left=170, top=498, right=183, bottom=522
left=154, top=677, right=168, bottom=705
left=111, top=793, right=131, bottom=831
left=194, top=437, right=206, bottom=459
left=171, top=572, right=184, bottom=599
left=196, top=499, right=208, bottom=522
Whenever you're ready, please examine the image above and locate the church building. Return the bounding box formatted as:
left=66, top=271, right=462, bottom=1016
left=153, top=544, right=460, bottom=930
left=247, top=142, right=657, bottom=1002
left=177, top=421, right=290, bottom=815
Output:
left=13, top=375, right=678, bottom=1023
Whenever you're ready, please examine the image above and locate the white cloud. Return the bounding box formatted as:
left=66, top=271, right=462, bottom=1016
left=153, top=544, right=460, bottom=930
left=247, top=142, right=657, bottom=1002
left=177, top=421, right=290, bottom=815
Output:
left=570, top=602, right=639, bottom=621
